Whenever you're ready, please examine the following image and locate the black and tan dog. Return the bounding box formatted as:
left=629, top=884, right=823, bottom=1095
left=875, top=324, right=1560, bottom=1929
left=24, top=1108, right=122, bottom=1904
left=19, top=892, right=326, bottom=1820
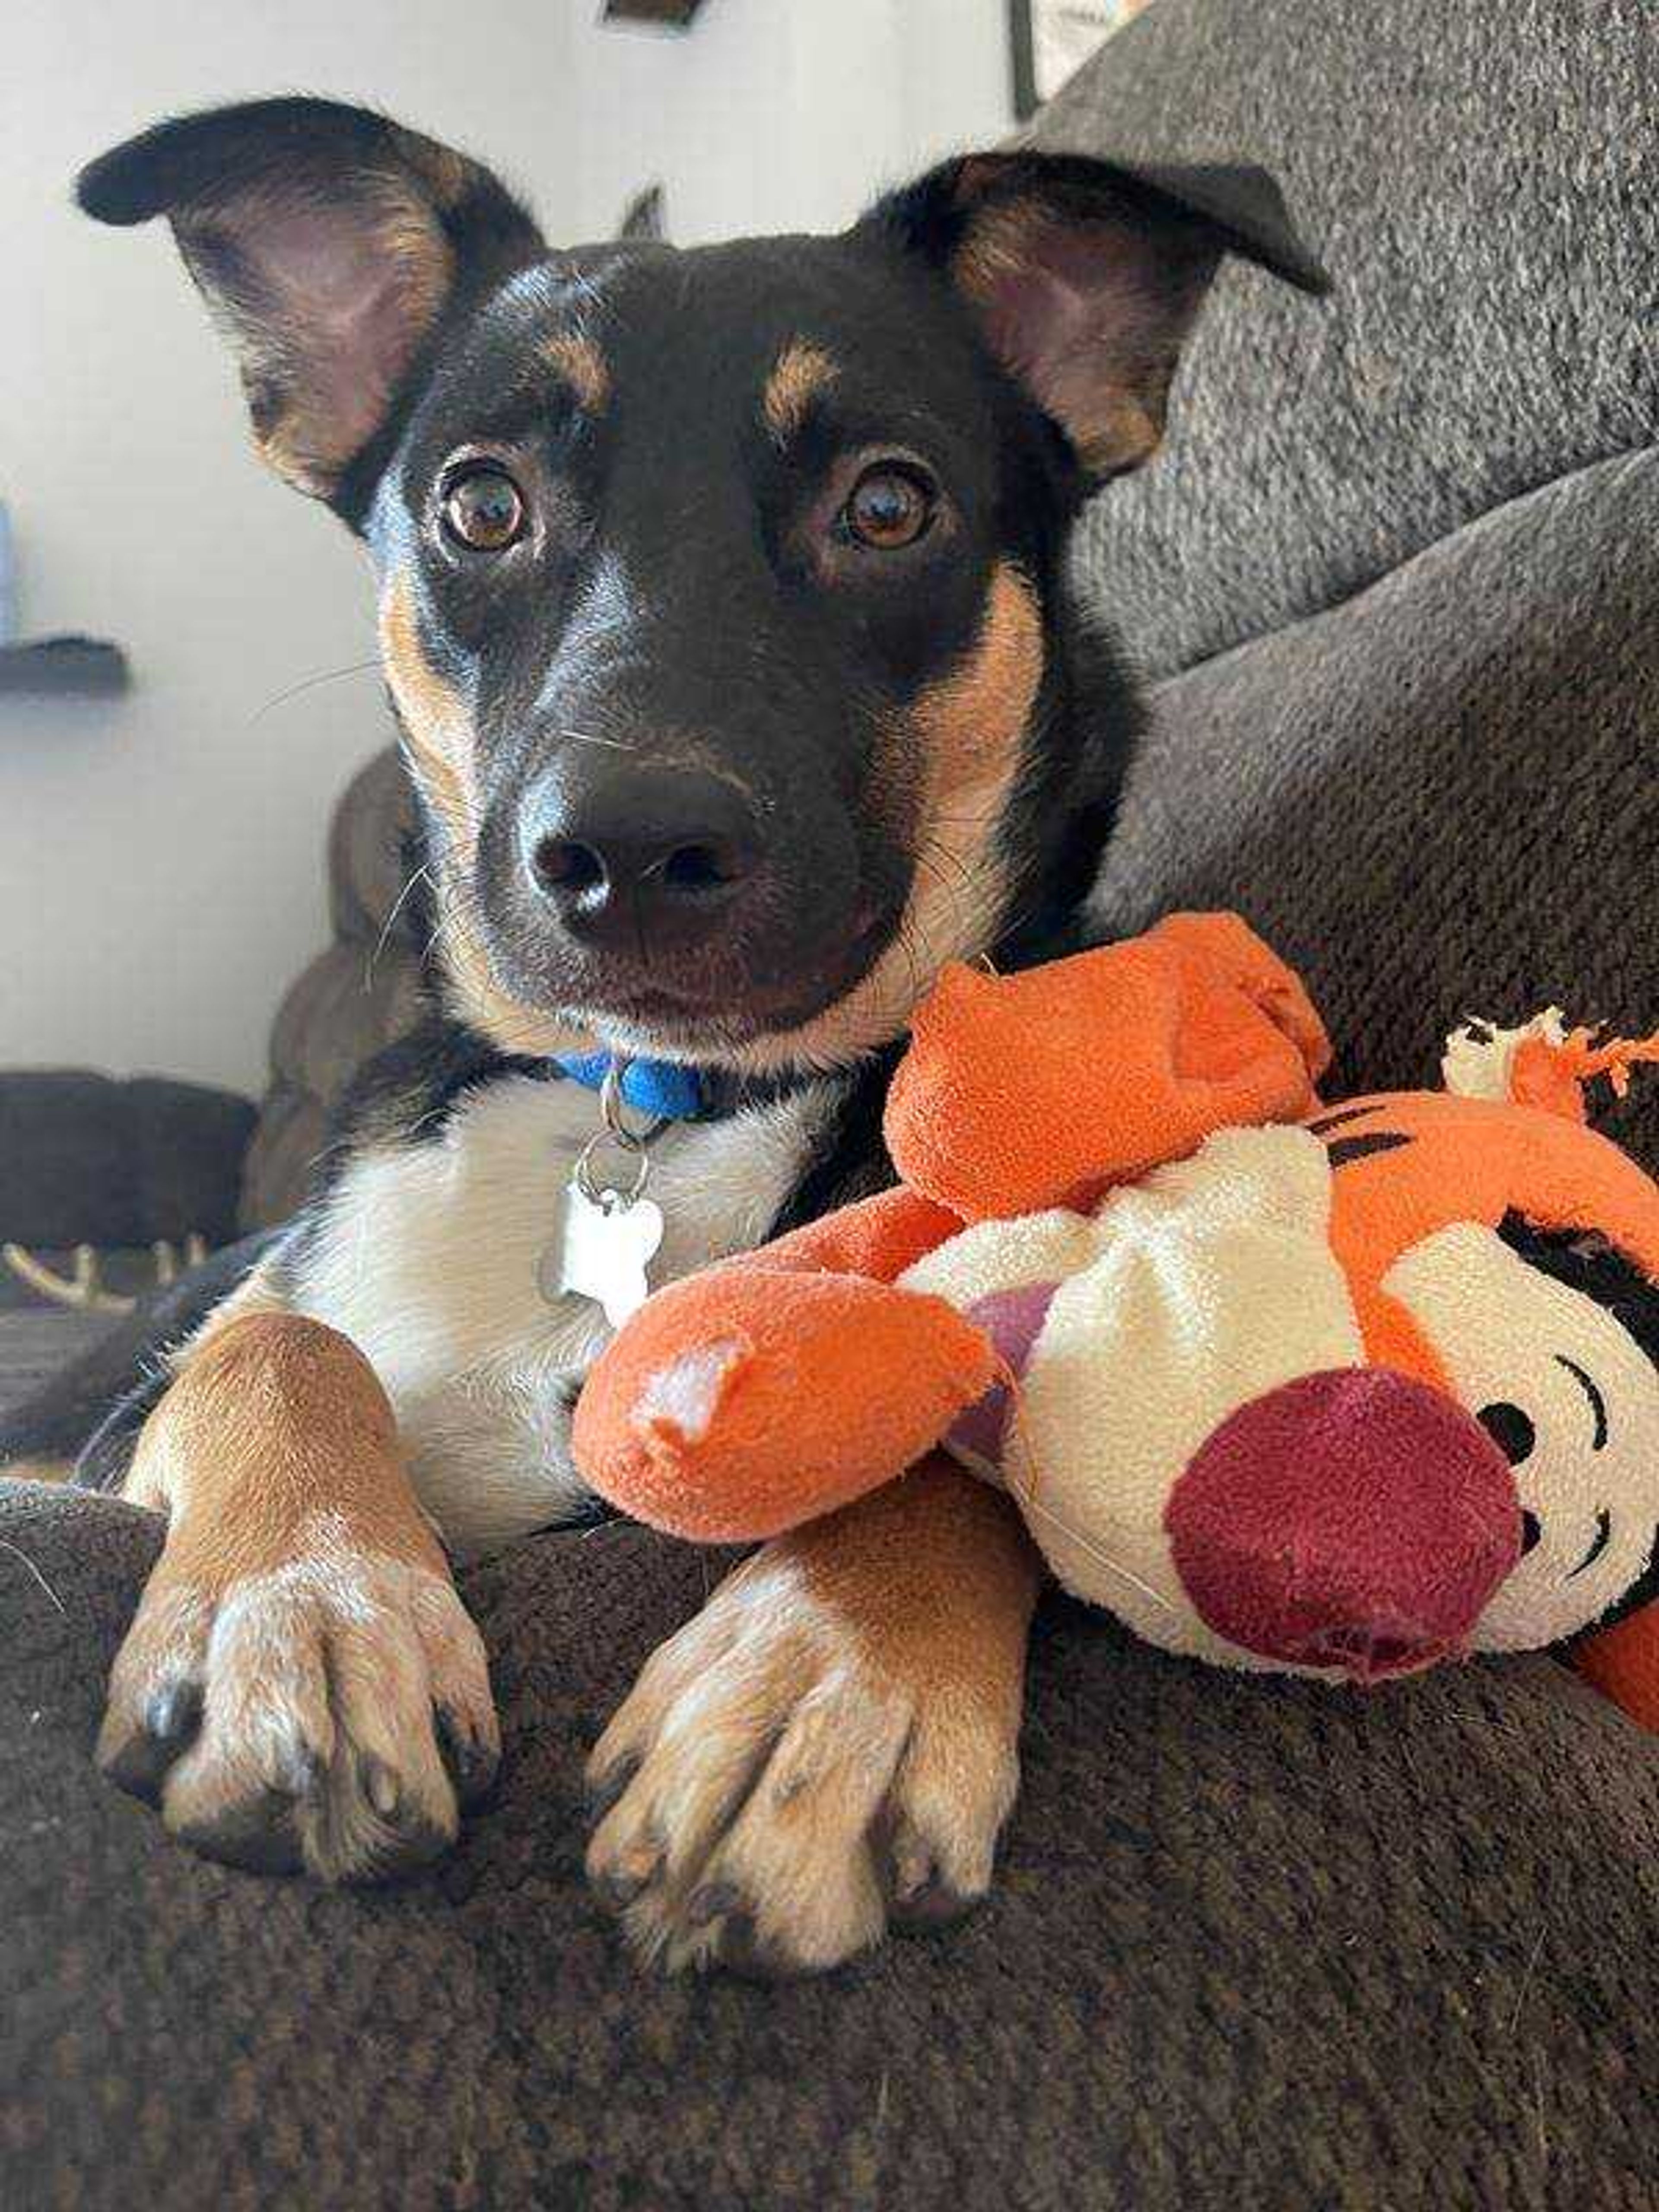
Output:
left=3, top=98, right=1324, bottom=1971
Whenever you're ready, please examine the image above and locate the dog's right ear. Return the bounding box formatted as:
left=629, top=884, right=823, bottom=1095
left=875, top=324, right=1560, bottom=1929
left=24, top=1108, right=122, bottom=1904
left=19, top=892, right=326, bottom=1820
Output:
left=865, top=151, right=1327, bottom=481
left=78, top=98, right=545, bottom=511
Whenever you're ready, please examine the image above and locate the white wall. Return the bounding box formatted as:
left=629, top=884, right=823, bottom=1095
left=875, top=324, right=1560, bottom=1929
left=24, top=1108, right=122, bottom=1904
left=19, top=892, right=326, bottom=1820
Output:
left=0, top=0, right=1011, bottom=1094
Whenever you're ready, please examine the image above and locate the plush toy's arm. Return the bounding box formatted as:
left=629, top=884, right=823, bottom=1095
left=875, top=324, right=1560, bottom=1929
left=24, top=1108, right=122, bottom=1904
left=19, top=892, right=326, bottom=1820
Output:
left=719, top=1184, right=966, bottom=1284
left=572, top=1184, right=997, bottom=1543
left=887, top=911, right=1332, bottom=1221
left=1574, top=1600, right=1659, bottom=1732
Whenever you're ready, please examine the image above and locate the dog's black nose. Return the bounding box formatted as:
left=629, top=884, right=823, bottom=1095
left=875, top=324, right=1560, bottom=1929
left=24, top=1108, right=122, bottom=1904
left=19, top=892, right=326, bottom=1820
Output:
left=521, top=761, right=760, bottom=948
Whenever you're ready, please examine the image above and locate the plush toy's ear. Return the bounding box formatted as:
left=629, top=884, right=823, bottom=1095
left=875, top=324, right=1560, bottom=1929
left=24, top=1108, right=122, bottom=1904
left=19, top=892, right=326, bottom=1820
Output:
left=863, top=151, right=1327, bottom=477
left=886, top=912, right=1330, bottom=1221
left=78, top=98, right=545, bottom=509
left=1444, top=1011, right=1659, bottom=1125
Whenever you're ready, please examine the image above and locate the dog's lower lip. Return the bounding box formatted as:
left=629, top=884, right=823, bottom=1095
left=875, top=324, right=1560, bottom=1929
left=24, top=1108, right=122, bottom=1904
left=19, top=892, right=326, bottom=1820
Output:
left=573, top=902, right=901, bottom=1043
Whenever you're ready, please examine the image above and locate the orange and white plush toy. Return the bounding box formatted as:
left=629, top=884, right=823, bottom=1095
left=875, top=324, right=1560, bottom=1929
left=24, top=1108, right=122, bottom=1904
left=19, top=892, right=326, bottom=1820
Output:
left=573, top=915, right=1659, bottom=1726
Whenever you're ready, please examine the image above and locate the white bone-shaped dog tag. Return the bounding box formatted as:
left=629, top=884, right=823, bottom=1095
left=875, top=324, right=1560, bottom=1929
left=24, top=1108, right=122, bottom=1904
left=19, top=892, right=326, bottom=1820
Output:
left=539, top=1183, right=664, bottom=1328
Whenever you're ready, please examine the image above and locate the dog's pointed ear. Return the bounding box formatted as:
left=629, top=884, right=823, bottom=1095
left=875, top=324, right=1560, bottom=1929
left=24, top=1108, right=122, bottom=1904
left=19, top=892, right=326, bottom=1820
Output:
left=77, top=98, right=545, bottom=506
left=864, top=151, right=1328, bottom=480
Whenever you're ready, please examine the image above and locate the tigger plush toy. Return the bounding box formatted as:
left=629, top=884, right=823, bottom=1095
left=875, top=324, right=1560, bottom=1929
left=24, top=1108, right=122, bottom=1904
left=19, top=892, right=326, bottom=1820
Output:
left=573, top=914, right=1659, bottom=1727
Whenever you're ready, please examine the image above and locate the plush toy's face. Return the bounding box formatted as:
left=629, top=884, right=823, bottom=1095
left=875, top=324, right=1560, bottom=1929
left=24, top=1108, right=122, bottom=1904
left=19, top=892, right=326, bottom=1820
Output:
left=1384, top=1220, right=1659, bottom=1648
left=906, top=1121, right=1659, bottom=1679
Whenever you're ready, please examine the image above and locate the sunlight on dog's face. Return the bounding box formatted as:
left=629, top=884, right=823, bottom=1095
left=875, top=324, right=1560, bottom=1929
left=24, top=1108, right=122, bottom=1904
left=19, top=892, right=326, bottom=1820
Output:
left=369, top=238, right=1049, bottom=1070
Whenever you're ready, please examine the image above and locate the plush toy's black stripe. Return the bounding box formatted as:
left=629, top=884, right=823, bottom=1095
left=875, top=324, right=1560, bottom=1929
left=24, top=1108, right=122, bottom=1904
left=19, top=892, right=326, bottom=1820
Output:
left=1323, top=1130, right=1414, bottom=1169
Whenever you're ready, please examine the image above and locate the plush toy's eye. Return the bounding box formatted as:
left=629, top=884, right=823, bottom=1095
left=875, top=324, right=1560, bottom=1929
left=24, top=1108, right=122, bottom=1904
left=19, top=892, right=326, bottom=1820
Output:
left=1476, top=1400, right=1536, bottom=1465
left=442, top=464, right=526, bottom=551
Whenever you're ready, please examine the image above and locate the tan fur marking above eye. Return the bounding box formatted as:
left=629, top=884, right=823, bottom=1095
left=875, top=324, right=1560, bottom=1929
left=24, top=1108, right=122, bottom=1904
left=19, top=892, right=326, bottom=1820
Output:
left=540, top=332, right=611, bottom=414
left=735, top=563, right=1043, bottom=1074
left=762, top=340, right=838, bottom=445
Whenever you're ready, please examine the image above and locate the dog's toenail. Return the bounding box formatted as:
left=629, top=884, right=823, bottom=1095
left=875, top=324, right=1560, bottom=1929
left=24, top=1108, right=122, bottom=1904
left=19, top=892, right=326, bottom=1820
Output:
left=144, top=1681, right=202, bottom=1747
left=361, top=1817, right=449, bottom=1881
left=98, top=1725, right=171, bottom=1803
left=435, top=1709, right=499, bottom=1806
left=584, top=1753, right=639, bottom=1818
left=718, top=1912, right=797, bottom=1982
left=892, top=1881, right=977, bottom=1935
left=688, top=1880, right=742, bottom=1927
left=893, top=1853, right=936, bottom=1903
left=597, top=1851, right=659, bottom=1911
left=177, top=1790, right=303, bottom=1876
left=360, top=1754, right=400, bottom=1817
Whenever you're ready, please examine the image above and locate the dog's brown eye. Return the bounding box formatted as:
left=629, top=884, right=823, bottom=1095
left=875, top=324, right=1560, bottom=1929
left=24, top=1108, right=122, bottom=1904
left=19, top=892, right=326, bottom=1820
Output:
left=844, top=464, right=933, bottom=550
left=442, top=466, right=525, bottom=551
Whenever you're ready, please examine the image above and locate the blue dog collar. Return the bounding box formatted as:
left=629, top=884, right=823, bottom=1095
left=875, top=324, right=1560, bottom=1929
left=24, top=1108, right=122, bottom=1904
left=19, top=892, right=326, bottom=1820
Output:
left=556, top=1051, right=711, bottom=1122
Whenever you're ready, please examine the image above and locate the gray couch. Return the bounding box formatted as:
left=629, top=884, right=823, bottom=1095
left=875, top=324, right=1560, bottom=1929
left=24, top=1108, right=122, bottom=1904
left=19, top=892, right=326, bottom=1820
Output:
left=6, top=3, right=1659, bottom=2207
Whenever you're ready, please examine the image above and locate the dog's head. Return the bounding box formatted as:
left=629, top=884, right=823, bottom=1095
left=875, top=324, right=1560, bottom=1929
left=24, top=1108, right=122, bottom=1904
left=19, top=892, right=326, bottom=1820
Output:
left=80, top=99, right=1324, bottom=1071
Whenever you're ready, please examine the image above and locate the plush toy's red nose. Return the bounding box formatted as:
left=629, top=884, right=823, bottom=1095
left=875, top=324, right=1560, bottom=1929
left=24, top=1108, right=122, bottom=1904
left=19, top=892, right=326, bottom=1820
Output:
left=1165, top=1369, right=1522, bottom=1681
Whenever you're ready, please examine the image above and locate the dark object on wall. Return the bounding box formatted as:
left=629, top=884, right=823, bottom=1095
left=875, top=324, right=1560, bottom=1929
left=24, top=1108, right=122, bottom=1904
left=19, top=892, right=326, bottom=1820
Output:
left=0, top=1072, right=255, bottom=1248
left=1009, top=0, right=1039, bottom=116
left=602, top=0, right=706, bottom=26
left=0, top=636, right=129, bottom=698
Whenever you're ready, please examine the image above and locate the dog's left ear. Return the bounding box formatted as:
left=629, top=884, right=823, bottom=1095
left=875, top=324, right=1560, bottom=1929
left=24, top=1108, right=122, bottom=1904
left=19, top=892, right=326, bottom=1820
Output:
left=77, top=98, right=546, bottom=508
left=866, top=151, right=1328, bottom=479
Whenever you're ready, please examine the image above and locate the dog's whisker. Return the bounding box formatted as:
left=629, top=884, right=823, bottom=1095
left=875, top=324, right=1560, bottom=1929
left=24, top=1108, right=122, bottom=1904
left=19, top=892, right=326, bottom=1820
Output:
left=421, top=905, right=473, bottom=963
left=247, top=657, right=381, bottom=725
left=558, top=728, right=635, bottom=752
left=368, top=865, right=433, bottom=985
left=916, top=835, right=976, bottom=894
left=889, top=915, right=927, bottom=1034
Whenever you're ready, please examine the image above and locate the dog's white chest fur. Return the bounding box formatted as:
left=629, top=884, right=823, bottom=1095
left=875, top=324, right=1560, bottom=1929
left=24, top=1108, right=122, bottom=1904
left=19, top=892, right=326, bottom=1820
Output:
left=284, top=1073, right=832, bottom=1552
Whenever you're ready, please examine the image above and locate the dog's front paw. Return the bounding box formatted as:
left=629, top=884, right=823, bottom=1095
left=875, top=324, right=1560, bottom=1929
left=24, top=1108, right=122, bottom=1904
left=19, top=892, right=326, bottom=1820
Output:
left=97, top=1513, right=498, bottom=1881
left=585, top=1535, right=1021, bottom=1975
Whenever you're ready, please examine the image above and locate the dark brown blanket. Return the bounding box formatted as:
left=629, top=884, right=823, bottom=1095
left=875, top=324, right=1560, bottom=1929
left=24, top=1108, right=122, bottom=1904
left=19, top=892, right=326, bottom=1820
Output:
left=6, top=1478, right=1659, bottom=2212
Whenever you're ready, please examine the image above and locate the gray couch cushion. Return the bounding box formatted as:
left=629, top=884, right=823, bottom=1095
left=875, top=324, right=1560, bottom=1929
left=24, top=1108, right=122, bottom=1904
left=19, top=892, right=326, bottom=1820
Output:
left=1093, top=445, right=1659, bottom=1161
left=1032, top=0, right=1659, bottom=680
